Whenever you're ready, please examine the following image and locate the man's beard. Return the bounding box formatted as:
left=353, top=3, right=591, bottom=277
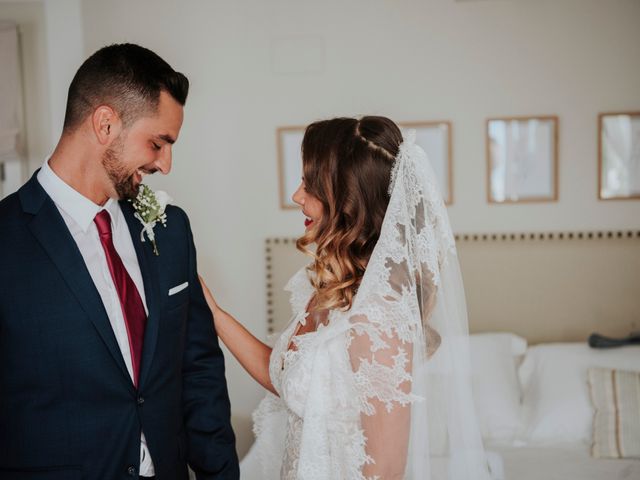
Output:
left=101, top=137, right=139, bottom=200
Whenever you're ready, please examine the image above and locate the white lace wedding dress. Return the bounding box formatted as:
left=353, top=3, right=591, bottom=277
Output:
left=248, top=132, right=492, bottom=480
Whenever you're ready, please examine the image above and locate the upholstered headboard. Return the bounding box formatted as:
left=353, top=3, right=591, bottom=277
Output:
left=265, top=231, right=640, bottom=344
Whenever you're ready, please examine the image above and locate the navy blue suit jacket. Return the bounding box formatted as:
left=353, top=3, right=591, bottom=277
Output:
left=0, top=173, right=239, bottom=480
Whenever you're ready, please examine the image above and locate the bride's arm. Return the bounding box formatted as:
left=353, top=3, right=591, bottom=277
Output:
left=350, top=275, right=437, bottom=478
left=198, top=275, right=277, bottom=395
left=349, top=329, right=412, bottom=479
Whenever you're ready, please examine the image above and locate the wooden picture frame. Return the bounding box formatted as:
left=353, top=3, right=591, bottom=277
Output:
left=486, top=116, right=559, bottom=203
left=598, top=111, right=640, bottom=200
left=399, top=121, right=453, bottom=205
left=277, top=126, right=305, bottom=209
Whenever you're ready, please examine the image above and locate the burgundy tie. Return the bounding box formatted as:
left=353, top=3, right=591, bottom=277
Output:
left=94, top=210, right=147, bottom=387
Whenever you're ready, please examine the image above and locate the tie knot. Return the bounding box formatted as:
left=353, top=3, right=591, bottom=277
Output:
left=94, top=210, right=113, bottom=238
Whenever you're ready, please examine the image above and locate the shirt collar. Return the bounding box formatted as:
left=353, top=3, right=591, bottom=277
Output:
left=37, top=158, right=121, bottom=233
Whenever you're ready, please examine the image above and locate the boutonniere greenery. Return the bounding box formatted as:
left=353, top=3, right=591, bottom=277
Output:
left=130, top=184, right=172, bottom=256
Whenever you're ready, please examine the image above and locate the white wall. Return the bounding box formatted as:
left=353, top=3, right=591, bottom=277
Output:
left=79, top=0, right=640, bottom=417
left=41, top=0, right=84, bottom=144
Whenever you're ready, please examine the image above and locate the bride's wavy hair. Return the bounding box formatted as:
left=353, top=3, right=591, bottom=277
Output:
left=297, top=116, right=402, bottom=311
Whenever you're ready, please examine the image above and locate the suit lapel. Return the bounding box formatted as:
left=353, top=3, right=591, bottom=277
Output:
left=120, top=201, right=161, bottom=390
left=21, top=176, right=133, bottom=386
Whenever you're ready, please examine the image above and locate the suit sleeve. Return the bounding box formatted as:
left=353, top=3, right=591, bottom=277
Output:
left=179, top=209, right=239, bottom=479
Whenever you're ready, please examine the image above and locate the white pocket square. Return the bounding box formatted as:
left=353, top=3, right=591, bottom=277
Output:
left=168, top=282, right=189, bottom=296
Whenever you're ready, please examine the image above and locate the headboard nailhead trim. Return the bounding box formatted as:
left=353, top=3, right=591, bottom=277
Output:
left=265, top=231, right=640, bottom=333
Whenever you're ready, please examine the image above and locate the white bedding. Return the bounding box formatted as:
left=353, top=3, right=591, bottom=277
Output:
left=241, top=442, right=640, bottom=479
left=491, top=443, right=640, bottom=480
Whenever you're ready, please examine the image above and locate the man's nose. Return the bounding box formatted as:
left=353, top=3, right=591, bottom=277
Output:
left=155, top=148, right=172, bottom=175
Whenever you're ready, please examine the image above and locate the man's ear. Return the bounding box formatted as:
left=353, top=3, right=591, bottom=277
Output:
left=91, top=105, right=122, bottom=145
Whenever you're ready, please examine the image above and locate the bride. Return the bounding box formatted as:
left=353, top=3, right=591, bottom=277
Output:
left=199, top=116, right=491, bottom=479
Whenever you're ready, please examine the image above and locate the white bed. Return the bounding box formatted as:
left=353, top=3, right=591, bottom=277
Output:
left=493, top=444, right=640, bottom=480
left=241, top=444, right=640, bottom=480
left=236, top=231, right=640, bottom=479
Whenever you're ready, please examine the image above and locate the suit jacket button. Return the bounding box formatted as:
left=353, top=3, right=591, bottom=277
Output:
left=137, top=396, right=145, bottom=406
left=127, top=465, right=136, bottom=476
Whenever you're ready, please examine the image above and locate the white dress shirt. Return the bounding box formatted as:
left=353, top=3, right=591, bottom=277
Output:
left=37, top=159, right=155, bottom=476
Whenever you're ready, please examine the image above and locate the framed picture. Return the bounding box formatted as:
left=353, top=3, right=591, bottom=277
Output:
left=486, top=116, right=558, bottom=203
left=598, top=112, right=640, bottom=200
left=399, top=121, right=453, bottom=204
left=277, top=126, right=305, bottom=209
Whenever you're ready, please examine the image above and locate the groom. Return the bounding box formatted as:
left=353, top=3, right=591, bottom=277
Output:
left=0, top=44, right=238, bottom=479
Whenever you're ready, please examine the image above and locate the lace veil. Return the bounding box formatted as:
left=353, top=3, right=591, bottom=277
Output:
left=334, top=129, right=491, bottom=479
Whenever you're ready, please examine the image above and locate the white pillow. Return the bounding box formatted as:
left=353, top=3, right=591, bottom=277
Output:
left=518, top=343, right=640, bottom=444
left=469, top=333, right=527, bottom=442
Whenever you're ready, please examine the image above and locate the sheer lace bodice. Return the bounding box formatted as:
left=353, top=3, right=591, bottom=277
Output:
left=254, top=269, right=383, bottom=480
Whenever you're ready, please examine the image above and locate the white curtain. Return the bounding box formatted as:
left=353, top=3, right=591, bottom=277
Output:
left=0, top=21, right=25, bottom=198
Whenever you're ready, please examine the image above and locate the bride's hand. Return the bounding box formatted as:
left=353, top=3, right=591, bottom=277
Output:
left=198, top=276, right=276, bottom=394
left=198, top=274, right=222, bottom=316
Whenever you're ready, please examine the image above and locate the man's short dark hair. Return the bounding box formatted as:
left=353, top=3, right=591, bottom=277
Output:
left=63, top=43, right=189, bottom=132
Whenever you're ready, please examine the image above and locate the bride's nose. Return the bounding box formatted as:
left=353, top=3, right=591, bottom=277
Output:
left=292, top=183, right=305, bottom=207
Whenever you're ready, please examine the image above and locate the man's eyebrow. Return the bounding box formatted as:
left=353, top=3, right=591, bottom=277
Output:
left=156, top=134, right=176, bottom=144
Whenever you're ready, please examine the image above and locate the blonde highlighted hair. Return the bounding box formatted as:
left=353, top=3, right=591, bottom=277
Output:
left=297, top=116, right=402, bottom=311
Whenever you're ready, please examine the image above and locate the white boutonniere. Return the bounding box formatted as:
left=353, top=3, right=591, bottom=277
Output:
left=130, top=184, right=173, bottom=256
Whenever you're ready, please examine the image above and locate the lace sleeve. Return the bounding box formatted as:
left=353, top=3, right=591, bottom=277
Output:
left=348, top=320, right=416, bottom=479
left=347, top=246, right=440, bottom=479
